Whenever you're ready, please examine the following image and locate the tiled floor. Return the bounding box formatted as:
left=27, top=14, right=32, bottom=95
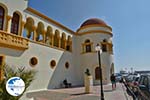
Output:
left=27, top=83, right=132, bottom=100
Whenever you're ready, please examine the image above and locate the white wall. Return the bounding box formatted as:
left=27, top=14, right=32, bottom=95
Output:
left=1, top=42, right=66, bottom=90
left=0, top=0, right=28, bottom=16
left=75, top=31, right=114, bottom=85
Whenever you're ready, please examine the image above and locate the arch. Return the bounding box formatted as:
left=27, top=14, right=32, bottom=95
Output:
left=85, top=39, right=90, bottom=43
left=67, top=35, right=72, bottom=41
left=46, top=26, right=52, bottom=38
left=110, top=63, right=114, bottom=75
left=13, top=11, right=23, bottom=36
left=10, top=12, right=20, bottom=35
left=24, top=17, right=34, bottom=39
left=0, top=6, right=5, bottom=30
left=53, top=29, right=60, bottom=47
left=61, top=32, right=66, bottom=49
left=66, top=35, right=72, bottom=51
left=45, top=26, right=53, bottom=45
left=0, top=3, right=8, bottom=31
left=84, top=39, right=91, bottom=52
left=36, top=22, right=45, bottom=41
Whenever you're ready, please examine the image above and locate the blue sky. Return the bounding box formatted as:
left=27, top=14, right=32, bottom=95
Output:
left=29, top=0, right=150, bottom=72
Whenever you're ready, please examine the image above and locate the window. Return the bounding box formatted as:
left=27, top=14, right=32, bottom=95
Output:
left=30, top=57, right=38, bottom=67
left=61, top=33, right=66, bottom=49
left=66, top=36, right=72, bottom=51
left=66, top=45, right=70, bottom=51
left=11, top=12, right=20, bottom=35
left=54, top=30, right=60, bottom=47
left=85, top=39, right=91, bottom=52
left=0, top=6, right=4, bottom=30
left=143, top=77, right=148, bottom=88
left=65, top=62, right=69, bottom=69
left=0, top=56, right=3, bottom=65
left=102, top=44, right=107, bottom=52
left=50, top=60, right=56, bottom=69
left=139, top=76, right=144, bottom=85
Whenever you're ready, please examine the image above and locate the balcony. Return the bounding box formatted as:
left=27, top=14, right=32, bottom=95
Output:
left=0, top=30, right=29, bottom=50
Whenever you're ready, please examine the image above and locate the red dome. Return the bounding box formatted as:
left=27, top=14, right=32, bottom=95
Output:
left=80, top=18, right=107, bottom=27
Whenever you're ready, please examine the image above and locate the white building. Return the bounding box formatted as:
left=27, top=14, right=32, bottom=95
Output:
left=0, top=0, right=114, bottom=99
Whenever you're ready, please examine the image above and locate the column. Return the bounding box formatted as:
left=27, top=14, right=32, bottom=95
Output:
left=19, top=21, right=25, bottom=36
left=6, top=15, right=12, bottom=33
left=0, top=55, right=5, bottom=81
left=58, top=37, right=61, bottom=48
left=42, top=30, right=46, bottom=43
left=64, top=39, right=67, bottom=49
left=51, top=34, right=54, bottom=47
left=32, top=26, right=37, bottom=41
left=70, top=42, right=72, bottom=51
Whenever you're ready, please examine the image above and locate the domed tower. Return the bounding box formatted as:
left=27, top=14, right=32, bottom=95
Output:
left=75, top=18, right=114, bottom=85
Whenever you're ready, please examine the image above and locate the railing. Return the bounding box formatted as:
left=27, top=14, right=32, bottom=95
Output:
left=124, top=83, right=137, bottom=100
left=0, top=30, right=29, bottom=50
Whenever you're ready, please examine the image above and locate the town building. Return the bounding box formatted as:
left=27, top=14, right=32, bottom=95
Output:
left=0, top=0, right=114, bottom=99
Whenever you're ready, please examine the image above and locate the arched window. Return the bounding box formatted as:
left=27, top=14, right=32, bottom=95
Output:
left=101, top=39, right=107, bottom=52
left=85, top=39, right=91, bottom=52
left=61, top=33, right=66, bottom=49
left=24, top=17, right=34, bottom=39
left=45, top=26, right=53, bottom=45
left=36, top=22, right=44, bottom=42
left=54, top=30, right=60, bottom=47
left=66, top=36, right=72, bottom=51
left=95, top=67, right=101, bottom=80
left=0, top=6, right=5, bottom=30
left=11, top=12, right=20, bottom=35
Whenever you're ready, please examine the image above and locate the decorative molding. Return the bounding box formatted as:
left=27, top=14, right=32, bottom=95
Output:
left=77, top=24, right=112, bottom=32
left=6, top=15, right=12, bottom=21
left=77, top=30, right=113, bottom=36
left=21, top=21, right=26, bottom=26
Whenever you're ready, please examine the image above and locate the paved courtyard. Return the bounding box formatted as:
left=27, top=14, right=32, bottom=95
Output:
left=27, top=83, right=133, bottom=100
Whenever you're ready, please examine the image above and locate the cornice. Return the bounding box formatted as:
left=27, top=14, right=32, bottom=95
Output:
left=77, top=30, right=113, bottom=37
left=77, top=24, right=112, bottom=33
left=26, top=7, right=75, bottom=34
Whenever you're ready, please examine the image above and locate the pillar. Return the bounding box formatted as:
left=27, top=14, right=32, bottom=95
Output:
left=42, top=30, right=46, bottom=43
left=6, top=15, right=12, bottom=33
left=58, top=37, right=61, bottom=48
left=32, top=26, right=37, bottom=41
left=64, top=39, right=67, bottom=49
left=51, top=34, right=54, bottom=47
left=19, top=21, right=25, bottom=36
left=0, top=55, right=5, bottom=81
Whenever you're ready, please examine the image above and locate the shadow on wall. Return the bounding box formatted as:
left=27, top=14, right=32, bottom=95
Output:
left=47, top=51, right=80, bottom=89
left=0, top=47, right=25, bottom=57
